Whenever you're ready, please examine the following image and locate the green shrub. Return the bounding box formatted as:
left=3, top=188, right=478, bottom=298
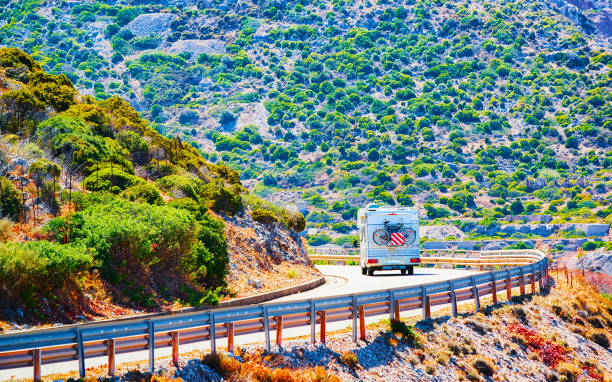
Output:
left=0, top=241, right=93, bottom=314
left=169, top=199, right=228, bottom=289
left=40, top=182, right=60, bottom=214
left=122, top=183, right=164, bottom=205
left=201, top=180, right=243, bottom=215
left=0, top=177, right=22, bottom=222
left=37, top=115, right=109, bottom=164
left=28, top=158, right=61, bottom=188
left=424, top=204, right=450, bottom=219
left=0, top=47, right=41, bottom=72
left=62, top=191, right=118, bottom=212
left=0, top=89, right=46, bottom=134
left=284, top=211, right=306, bottom=232
left=390, top=319, right=420, bottom=347
left=116, top=130, right=148, bottom=153
left=243, top=194, right=305, bottom=232
left=307, top=233, right=332, bottom=246
left=189, top=213, right=228, bottom=289
left=45, top=200, right=200, bottom=306
left=582, top=241, right=604, bottom=251
left=28, top=71, right=76, bottom=112
left=504, top=241, right=534, bottom=250
left=251, top=208, right=278, bottom=225
left=82, top=166, right=144, bottom=193
left=334, top=235, right=359, bottom=247
left=155, top=175, right=204, bottom=200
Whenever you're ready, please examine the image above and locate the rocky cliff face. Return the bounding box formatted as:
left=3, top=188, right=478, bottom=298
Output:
left=553, top=0, right=612, bottom=35
left=220, top=211, right=319, bottom=298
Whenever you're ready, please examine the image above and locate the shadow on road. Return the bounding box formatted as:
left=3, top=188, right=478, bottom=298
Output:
left=368, top=273, right=438, bottom=277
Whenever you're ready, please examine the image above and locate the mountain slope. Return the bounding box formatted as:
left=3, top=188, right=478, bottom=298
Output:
left=1, top=0, right=609, bottom=246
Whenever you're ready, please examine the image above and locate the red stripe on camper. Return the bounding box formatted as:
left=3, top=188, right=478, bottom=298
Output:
left=390, top=232, right=405, bottom=246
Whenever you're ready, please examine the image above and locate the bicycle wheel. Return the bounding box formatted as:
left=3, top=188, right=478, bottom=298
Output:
left=403, top=227, right=417, bottom=245
left=372, top=228, right=390, bottom=246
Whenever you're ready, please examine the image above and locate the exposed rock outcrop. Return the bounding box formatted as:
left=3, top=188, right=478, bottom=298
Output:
left=220, top=210, right=319, bottom=298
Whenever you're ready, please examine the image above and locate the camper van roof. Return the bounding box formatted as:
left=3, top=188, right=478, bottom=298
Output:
left=361, top=206, right=418, bottom=212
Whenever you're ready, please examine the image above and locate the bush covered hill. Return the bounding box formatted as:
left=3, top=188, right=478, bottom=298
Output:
left=0, top=47, right=309, bottom=325
left=1, top=0, right=610, bottom=245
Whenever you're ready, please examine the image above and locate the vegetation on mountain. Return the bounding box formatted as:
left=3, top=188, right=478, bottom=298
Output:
left=1, top=0, right=608, bottom=243
left=0, top=47, right=304, bottom=321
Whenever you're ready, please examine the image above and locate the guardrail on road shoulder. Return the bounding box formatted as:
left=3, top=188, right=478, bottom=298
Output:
left=309, top=249, right=544, bottom=267
left=0, top=250, right=549, bottom=381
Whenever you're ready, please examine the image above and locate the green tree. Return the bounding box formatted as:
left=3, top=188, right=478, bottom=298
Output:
left=0, top=177, right=22, bottom=221
left=510, top=199, right=524, bottom=215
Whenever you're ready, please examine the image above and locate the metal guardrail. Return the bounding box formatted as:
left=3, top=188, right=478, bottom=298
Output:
left=310, top=249, right=544, bottom=267
left=0, top=250, right=548, bottom=381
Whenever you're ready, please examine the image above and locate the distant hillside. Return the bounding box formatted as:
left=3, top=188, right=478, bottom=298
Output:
left=0, top=48, right=310, bottom=326
left=1, top=0, right=610, bottom=246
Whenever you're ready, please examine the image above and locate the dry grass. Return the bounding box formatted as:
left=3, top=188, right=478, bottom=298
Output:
left=339, top=351, right=360, bottom=370
left=470, top=355, right=495, bottom=377
left=0, top=217, right=13, bottom=242
left=556, top=362, right=581, bottom=382
left=203, top=351, right=342, bottom=382
left=423, top=359, right=437, bottom=375
left=587, top=329, right=610, bottom=349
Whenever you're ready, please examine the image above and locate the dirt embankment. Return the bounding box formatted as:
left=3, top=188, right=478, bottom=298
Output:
left=221, top=211, right=320, bottom=299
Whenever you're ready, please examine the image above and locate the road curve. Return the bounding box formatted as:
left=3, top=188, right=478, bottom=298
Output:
left=272, top=265, right=481, bottom=302
left=1, top=266, right=481, bottom=380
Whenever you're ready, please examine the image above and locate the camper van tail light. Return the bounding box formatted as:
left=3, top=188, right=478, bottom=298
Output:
left=410, top=258, right=421, bottom=263
left=367, top=259, right=379, bottom=264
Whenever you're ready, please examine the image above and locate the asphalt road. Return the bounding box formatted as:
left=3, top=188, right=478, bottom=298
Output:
left=272, top=265, right=480, bottom=302
left=1, top=265, right=480, bottom=380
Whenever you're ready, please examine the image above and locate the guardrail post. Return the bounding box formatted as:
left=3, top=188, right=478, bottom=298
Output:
left=210, top=313, right=216, bottom=354
left=450, top=281, right=457, bottom=318
left=519, top=269, right=525, bottom=296
left=319, top=311, right=326, bottom=344
left=506, top=271, right=512, bottom=300
left=351, top=295, right=358, bottom=342
left=172, top=331, right=180, bottom=366
left=421, top=286, right=427, bottom=320
left=394, top=300, right=400, bottom=321
left=538, top=267, right=543, bottom=290
left=530, top=264, right=536, bottom=293
left=263, top=306, right=270, bottom=351
left=148, top=320, right=155, bottom=372
left=491, top=273, right=498, bottom=304
left=107, top=339, right=115, bottom=376
left=425, top=296, right=431, bottom=319
left=33, top=348, right=41, bottom=382
left=389, top=290, right=395, bottom=321
left=310, top=300, right=316, bottom=344
left=471, top=276, right=480, bottom=312
left=275, top=316, right=283, bottom=347
left=76, top=327, right=85, bottom=378
left=358, top=305, right=366, bottom=341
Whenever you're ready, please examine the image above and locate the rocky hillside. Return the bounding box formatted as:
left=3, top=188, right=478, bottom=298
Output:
left=0, top=48, right=313, bottom=328
left=1, top=0, right=609, bottom=247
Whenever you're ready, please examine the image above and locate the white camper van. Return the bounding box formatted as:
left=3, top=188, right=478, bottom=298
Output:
left=357, top=204, right=420, bottom=276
